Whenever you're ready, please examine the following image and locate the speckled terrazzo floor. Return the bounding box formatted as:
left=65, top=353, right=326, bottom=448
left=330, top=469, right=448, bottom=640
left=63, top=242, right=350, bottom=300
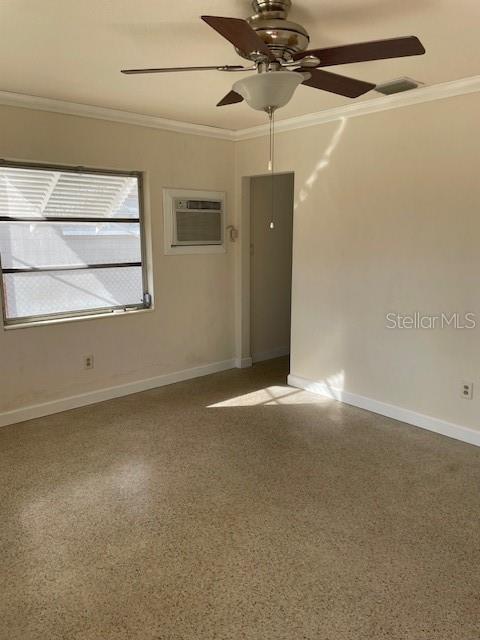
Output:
left=1, top=357, right=480, bottom=640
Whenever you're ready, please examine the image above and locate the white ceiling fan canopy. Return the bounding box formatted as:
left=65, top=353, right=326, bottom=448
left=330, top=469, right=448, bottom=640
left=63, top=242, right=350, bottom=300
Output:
left=233, top=71, right=304, bottom=111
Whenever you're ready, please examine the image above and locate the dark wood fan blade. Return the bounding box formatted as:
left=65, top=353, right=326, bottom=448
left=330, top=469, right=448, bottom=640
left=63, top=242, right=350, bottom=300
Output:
left=121, top=65, right=245, bottom=74
left=217, top=90, right=244, bottom=107
left=201, top=15, right=274, bottom=60
left=301, top=69, right=376, bottom=98
left=294, top=36, right=425, bottom=66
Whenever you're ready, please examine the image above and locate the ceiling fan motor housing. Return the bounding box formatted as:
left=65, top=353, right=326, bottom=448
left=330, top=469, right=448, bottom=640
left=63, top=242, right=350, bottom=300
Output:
left=251, top=0, right=292, bottom=19
left=235, top=0, right=310, bottom=61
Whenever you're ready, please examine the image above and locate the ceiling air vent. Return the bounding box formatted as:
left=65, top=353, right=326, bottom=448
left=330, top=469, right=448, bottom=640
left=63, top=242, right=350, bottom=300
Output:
left=375, top=77, right=423, bottom=96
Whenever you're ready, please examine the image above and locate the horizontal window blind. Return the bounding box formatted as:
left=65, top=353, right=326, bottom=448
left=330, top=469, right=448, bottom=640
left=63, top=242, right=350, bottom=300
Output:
left=0, top=163, right=150, bottom=325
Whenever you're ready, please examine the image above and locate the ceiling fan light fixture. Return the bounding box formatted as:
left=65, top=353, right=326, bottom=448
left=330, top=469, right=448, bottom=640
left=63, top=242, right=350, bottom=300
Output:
left=122, top=5, right=426, bottom=114
left=233, top=70, right=303, bottom=111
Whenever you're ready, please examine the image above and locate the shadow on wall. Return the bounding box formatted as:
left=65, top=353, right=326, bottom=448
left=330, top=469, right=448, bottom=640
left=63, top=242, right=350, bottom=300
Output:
left=288, top=118, right=347, bottom=392
left=295, top=117, right=347, bottom=211
left=288, top=118, right=350, bottom=400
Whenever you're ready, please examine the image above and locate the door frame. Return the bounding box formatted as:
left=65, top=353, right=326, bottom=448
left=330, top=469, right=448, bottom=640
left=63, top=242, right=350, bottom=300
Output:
left=238, top=171, right=295, bottom=367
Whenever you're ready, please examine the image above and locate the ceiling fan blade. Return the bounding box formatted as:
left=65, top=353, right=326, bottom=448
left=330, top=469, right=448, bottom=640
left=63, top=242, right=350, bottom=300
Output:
left=217, top=90, right=244, bottom=107
left=294, top=36, right=425, bottom=66
left=301, top=69, right=376, bottom=98
left=121, top=65, right=246, bottom=75
left=201, top=15, right=275, bottom=60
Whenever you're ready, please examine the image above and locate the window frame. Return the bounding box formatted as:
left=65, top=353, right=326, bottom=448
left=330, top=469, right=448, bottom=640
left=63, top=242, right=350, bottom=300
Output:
left=0, top=160, right=151, bottom=329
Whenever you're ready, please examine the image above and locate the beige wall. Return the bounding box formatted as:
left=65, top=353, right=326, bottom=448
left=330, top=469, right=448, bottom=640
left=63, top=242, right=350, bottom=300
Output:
left=236, top=93, right=480, bottom=431
left=250, top=173, right=293, bottom=362
left=0, top=106, right=235, bottom=412
left=2, top=93, right=479, bottom=433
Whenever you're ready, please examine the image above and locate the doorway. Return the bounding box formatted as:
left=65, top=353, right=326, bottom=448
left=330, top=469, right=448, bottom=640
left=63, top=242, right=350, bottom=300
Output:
left=250, top=172, right=294, bottom=363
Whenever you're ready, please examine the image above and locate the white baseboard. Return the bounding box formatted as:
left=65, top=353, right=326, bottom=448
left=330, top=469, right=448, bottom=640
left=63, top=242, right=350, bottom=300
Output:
left=288, top=374, right=480, bottom=448
left=235, top=356, right=253, bottom=368
left=0, top=359, right=237, bottom=429
left=252, top=346, right=290, bottom=364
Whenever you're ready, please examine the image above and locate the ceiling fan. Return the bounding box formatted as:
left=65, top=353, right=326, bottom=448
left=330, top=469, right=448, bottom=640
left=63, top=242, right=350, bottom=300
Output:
left=121, top=0, right=426, bottom=113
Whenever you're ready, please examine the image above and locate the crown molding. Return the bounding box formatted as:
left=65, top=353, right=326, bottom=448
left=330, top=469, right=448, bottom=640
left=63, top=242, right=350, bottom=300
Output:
left=0, top=90, right=235, bottom=140
left=233, top=74, right=480, bottom=140
left=0, top=75, right=479, bottom=142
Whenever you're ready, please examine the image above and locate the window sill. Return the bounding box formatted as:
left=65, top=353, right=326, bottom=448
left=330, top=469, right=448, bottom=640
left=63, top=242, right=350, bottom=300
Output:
left=2, top=306, right=154, bottom=331
left=164, top=244, right=226, bottom=255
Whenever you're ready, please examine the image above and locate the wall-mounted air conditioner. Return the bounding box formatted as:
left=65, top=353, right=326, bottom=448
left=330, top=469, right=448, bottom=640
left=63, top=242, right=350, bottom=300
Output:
left=163, top=188, right=226, bottom=255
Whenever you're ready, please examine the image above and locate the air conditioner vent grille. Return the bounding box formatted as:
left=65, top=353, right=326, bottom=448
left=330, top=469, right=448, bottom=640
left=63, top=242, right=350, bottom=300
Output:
left=175, top=210, right=222, bottom=244
left=181, top=199, right=221, bottom=210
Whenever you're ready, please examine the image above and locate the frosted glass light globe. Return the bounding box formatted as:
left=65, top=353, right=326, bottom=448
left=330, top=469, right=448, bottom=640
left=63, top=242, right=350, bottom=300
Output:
left=233, top=71, right=303, bottom=111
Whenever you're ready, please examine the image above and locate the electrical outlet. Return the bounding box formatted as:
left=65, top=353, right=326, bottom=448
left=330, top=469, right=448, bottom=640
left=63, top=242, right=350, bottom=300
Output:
left=461, top=381, right=473, bottom=400
left=83, top=354, right=94, bottom=370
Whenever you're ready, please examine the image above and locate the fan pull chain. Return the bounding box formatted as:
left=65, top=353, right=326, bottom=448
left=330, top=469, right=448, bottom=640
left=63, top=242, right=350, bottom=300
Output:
left=268, top=108, right=276, bottom=230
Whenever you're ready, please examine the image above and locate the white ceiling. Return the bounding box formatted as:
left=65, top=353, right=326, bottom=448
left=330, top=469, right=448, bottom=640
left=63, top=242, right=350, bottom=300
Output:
left=0, top=0, right=478, bottom=130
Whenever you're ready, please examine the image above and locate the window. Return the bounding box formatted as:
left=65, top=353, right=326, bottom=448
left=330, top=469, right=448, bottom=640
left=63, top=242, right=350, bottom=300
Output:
left=163, top=188, right=226, bottom=255
left=0, top=162, right=151, bottom=327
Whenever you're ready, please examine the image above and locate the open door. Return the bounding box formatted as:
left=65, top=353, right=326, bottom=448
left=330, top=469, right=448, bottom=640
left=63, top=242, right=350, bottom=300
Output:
left=250, top=173, right=294, bottom=363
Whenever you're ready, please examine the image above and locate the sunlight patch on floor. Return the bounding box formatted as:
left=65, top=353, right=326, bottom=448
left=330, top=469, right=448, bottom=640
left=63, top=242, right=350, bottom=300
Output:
left=208, top=385, right=331, bottom=407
